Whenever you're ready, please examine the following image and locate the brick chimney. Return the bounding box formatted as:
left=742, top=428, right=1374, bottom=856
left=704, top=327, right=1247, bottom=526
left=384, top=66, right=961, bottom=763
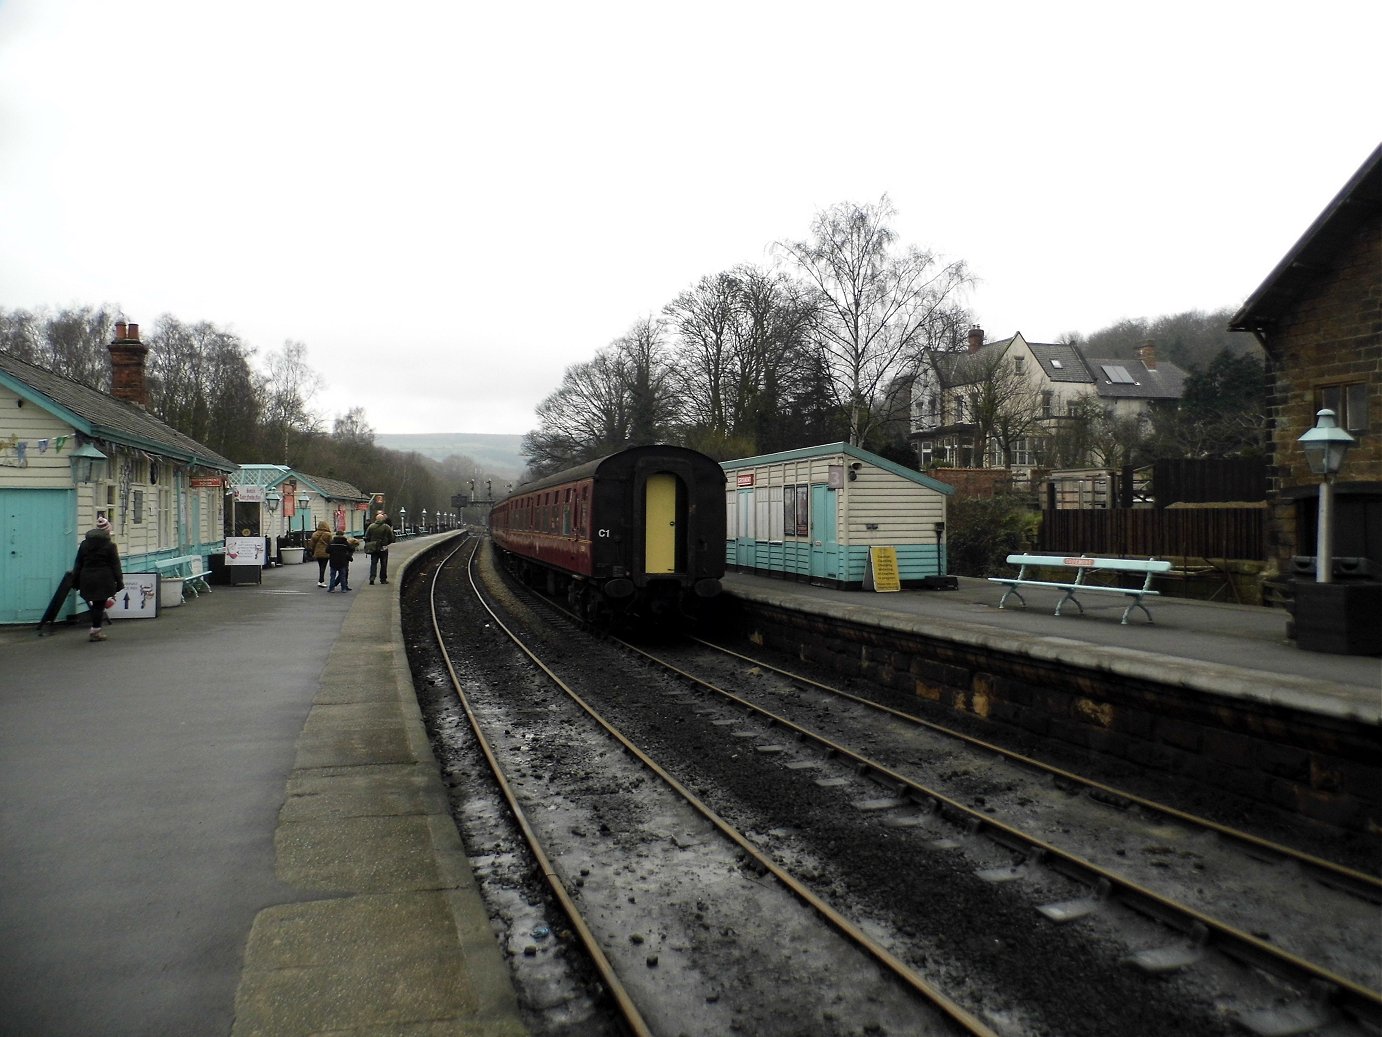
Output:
left=967, top=325, right=984, bottom=353
left=1136, top=339, right=1158, bottom=370
left=109, top=321, right=150, bottom=407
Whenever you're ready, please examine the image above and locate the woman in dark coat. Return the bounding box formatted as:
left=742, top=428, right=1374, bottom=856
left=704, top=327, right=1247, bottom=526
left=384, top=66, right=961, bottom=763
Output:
left=72, top=515, right=123, bottom=642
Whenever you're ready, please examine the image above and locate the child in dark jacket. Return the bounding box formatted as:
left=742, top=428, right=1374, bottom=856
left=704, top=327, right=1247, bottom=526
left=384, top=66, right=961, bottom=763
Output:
left=326, top=532, right=354, bottom=592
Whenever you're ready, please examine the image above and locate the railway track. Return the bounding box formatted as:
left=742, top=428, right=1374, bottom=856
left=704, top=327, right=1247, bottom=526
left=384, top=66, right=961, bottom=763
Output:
left=410, top=539, right=1382, bottom=1036
left=421, top=538, right=989, bottom=1036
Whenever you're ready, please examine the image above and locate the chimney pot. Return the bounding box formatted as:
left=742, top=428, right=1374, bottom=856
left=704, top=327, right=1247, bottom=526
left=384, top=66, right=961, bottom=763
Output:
left=966, top=325, right=984, bottom=353
left=109, top=318, right=151, bottom=408
left=1137, top=339, right=1158, bottom=370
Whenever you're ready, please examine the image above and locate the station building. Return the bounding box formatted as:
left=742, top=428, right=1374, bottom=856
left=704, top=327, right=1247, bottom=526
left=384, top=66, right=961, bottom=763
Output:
left=0, top=324, right=236, bottom=625
left=722, top=443, right=953, bottom=590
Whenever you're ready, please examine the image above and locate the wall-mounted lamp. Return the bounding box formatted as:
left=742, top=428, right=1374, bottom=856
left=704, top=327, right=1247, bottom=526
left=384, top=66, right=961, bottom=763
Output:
left=69, top=441, right=108, bottom=484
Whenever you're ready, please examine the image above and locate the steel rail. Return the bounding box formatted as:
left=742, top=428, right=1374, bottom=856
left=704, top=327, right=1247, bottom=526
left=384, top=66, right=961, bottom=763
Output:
left=426, top=538, right=655, bottom=1037
left=465, top=544, right=997, bottom=1036
left=689, top=634, right=1382, bottom=904
left=618, top=637, right=1382, bottom=1031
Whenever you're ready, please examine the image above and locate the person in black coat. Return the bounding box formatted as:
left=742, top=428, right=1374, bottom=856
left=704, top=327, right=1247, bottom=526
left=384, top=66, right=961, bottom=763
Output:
left=72, top=515, right=123, bottom=642
left=326, top=531, right=355, bottom=592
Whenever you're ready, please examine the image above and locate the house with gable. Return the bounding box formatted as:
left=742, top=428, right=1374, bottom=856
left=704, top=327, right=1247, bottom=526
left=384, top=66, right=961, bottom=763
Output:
left=230, top=463, right=370, bottom=543
left=0, top=323, right=236, bottom=625
left=909, top=326, right=1186, bottom=482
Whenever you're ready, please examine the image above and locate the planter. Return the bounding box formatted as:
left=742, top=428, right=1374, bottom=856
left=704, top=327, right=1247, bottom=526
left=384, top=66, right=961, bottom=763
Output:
left=279, top=546, right=306, bottom=564
left=1292, top=581, right=1382, bottom=655
left=160, top=577, right=185, bottom=608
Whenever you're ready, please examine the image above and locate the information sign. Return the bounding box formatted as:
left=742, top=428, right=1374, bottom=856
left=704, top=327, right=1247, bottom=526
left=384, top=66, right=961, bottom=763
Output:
left=869, top=546, right=901, bottom=592
left=108, top=573, right=159, bottom=618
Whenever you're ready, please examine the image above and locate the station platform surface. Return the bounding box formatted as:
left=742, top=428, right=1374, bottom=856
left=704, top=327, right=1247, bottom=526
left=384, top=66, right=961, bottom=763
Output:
left=721, top=572, right=1381, bottom=724
left=3, top=545, right=1377, bottom=1037
left=0, top=533, right=526, bottom=1037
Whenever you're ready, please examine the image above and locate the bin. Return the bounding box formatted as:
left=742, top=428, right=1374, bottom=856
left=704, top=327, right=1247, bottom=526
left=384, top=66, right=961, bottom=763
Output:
left=160, top=577, right=185, bottom=608
left=279, top=546, right=306, bottom=564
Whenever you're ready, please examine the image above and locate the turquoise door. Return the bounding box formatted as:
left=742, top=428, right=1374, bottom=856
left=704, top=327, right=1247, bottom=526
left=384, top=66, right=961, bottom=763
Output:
left=1, top=489, right=77, bottom=624
left=735, top=490, right=755, bottom=567
left=809, top=484, right=838, bottom=581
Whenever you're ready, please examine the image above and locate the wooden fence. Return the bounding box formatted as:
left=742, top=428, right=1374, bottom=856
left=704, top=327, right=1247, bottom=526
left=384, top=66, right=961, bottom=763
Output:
left=1037, top=507, right=1265, bottom=561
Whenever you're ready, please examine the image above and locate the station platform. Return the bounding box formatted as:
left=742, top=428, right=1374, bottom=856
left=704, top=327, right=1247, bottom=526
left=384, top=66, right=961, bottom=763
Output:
left=0, top=533, right=526, bottom=1037
left=722, top=572, right=1381, bottom=723
left=2, top=544, right=1376, bottom=1037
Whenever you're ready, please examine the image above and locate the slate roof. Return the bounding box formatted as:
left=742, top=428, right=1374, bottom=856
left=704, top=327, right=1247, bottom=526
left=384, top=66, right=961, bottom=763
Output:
left=302, top=473, right=368, bottom=501
left=234, top=463, right=367, bottom=502
left=1027, top=342, right=1094, bottom=383
left=1229, top=142, right=1382, bottom=337
left=929, top=337, right=1016, bottom=386
left=0, top=350, right=235, bottom=470
left=1085, top=356, right=1187, bottom=401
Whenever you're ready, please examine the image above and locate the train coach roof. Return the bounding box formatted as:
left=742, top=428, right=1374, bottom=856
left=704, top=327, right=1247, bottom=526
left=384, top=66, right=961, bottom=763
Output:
left=501, top=444, right=724, bottom=498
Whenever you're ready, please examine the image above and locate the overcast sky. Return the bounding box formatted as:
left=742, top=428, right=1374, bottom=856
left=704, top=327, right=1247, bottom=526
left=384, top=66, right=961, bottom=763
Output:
left=2, top=1, right=1377, bottom=436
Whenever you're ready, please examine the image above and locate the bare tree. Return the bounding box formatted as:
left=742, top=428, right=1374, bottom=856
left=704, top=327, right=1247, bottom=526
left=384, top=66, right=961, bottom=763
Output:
left=332, top=407, right=374, bottom=447
left=665, top=273, right=739, bottom=434
left=523, top=351, right=636, bottom=475
left=617, top=316, right=681, bottom=445
left=776, top=195, right=971, bottom=446
left=664, top=265, right=821, bottom=455
left=960, top=349, right=1046, bottom=468
left=261, top=340, right=324, bottom=464
left=147, top=316, right=256, bottom=448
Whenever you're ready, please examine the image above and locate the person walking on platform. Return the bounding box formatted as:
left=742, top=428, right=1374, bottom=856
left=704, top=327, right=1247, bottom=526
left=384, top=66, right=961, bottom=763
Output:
left=326, top=530, right=355, bottom=592
left=308, top=520, right=333, bottom=587
left=72, top=515, right=123, bottom=642
left=364, top=511, right=395, bottom=585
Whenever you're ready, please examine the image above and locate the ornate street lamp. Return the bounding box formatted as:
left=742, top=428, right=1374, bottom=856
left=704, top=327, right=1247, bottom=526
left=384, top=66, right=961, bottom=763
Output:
left=399, top=507, right=407, bottom=534
left=1297, top=409, right=1356, bottom=584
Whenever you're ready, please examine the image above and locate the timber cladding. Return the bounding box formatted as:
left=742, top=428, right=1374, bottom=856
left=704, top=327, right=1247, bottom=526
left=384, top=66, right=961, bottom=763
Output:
left=729, top=599, right=1380, bottom=835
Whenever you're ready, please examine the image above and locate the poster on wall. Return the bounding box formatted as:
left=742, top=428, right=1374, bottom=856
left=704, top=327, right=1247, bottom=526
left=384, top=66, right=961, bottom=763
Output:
left=108, top=573, right=159, bottom=619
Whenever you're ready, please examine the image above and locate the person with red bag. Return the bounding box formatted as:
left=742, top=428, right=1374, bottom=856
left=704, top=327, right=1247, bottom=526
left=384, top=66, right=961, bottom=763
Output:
left=72, top=515, right=123, bottom=642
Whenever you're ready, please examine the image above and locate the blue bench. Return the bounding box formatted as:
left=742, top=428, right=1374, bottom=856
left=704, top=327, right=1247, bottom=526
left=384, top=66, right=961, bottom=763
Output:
left=989, top=554, right=1172, bottom=625
left=153, top=555, right=211, bottom=598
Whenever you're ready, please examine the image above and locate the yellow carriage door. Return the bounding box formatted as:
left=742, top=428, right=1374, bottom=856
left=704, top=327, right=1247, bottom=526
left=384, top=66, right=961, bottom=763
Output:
left=644, top=473, right=678, bottom=573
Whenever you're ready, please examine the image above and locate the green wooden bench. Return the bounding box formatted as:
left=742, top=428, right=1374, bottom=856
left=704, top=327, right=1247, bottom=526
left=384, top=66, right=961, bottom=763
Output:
left=989, top=554, right=1172, bottom=625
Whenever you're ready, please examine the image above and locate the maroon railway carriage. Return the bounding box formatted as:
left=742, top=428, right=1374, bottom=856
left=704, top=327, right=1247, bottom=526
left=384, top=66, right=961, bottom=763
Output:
left=490, top=444, right=726, bottom=624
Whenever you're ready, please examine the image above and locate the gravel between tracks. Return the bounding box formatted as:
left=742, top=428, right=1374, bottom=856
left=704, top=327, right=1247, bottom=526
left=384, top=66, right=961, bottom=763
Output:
left=403, top=542, right=1369, bottom=1036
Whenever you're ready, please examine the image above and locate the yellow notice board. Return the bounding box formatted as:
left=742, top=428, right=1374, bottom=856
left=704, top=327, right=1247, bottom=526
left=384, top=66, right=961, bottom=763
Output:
left=869, top=546, right=901, bottom=592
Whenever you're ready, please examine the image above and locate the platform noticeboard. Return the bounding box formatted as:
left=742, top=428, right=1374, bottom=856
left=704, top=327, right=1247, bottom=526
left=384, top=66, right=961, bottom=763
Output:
left=108, top=573, right=160, bottom=618
left=868, top=547, right=901, bottom=592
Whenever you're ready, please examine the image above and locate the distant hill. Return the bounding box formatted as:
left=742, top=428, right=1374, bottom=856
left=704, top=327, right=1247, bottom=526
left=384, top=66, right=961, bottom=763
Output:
left=374, top=432, right=527, bottom=478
